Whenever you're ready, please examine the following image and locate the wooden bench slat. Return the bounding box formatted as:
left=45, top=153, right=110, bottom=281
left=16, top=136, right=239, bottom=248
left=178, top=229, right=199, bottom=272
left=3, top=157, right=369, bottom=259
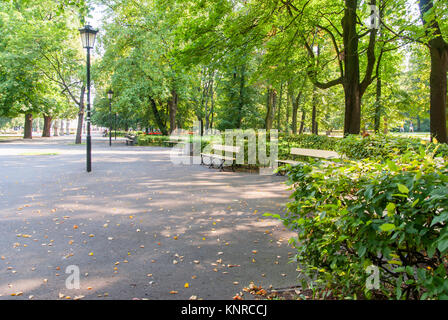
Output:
left=290, top=147, right=340, bottom=159
left=211, top=144, right=240, bottom=153
left=200, top=153, right=235, bottom=161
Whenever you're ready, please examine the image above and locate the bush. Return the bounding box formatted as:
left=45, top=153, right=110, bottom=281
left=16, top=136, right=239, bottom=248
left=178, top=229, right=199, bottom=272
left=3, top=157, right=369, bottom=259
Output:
left=272, top=148, right=448, bottom=299
left=137, top=134, right=170, bottom=146
left=337, top=134, right=448, bottom=160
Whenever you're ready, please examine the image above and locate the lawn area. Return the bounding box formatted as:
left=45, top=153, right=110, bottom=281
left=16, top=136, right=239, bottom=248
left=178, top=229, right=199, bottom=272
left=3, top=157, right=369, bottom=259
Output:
left=0, top=136, right=22, bottom=141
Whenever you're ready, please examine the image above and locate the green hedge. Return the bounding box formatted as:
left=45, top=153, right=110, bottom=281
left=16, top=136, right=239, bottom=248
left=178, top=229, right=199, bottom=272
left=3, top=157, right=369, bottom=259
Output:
left=337, top=134, right=448, bottom=161
left=137, top=135, right=170, bottom=146
left=269, top=144, right=448, bottom=300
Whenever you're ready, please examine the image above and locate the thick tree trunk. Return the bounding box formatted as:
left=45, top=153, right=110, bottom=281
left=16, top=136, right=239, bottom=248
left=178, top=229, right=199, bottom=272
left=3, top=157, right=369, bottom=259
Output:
left=75, top=113, right=83, bottom=144
left=292, top=99, right=299, bottom=134
left=168, top=89, right=178, bottom=134
left=428, top=46, right=448, bottom=142
left=150, top=98, right=168, bottom=135
left=66, top=119, right=70, bottom=135
left=42, top=115, right=52, bottom=137
left=24, top=113, right=33, bottom=139
left=418, top=0, right=448, bottom=143
left=342, top=0, right=362, bottom=136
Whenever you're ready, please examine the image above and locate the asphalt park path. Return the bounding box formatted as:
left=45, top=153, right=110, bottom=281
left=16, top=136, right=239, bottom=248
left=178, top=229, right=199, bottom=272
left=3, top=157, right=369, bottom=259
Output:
left=0, top=134, right=298, bottom=300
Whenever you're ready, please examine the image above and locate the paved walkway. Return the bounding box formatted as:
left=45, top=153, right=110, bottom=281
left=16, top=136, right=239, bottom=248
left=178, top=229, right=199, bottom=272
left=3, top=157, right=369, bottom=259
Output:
left=0, top=134, right=298, bottom=300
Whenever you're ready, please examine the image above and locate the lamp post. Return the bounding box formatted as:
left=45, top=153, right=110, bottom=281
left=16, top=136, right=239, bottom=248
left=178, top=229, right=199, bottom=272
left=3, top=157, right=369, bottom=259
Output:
left=115, top=112, right=117, bottom=140
left=79, top=25, right=98, bottom=172
left=107, top=89, right=113, bottom=147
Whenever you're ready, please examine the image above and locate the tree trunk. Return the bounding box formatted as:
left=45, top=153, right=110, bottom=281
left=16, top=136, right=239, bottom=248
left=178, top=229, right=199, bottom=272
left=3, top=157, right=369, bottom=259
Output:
left=374, top=75, right=382, bottom=133
left=168, top=89, right=178, bottom=134
left=197, top=116, right=204, bottom=136
left=277, top=82, right=283, bottom=130
left=311, top=86, right=318, bottom=135
left=428, top=46, right=448, bottom=142
left=75, top=113, right=84, bottom=143
left=42, top=115, right=52, bottom=137
left=53, top=119, right=59, bottom=136
left=374, top=5, right=383, bottom=134
left=342, top=0, right=362, bottom=136
left=24, top=113, right=33, bottom=139
left=150, top=98, right=168, bottom=135
left=299, top=108, right=306, bottom=134
left=75, top=86, right=85, bottom=144
left=237, top=64, right=246, bottom=129
left=286, top=85, right=291, bottom=133
left=291, top=79, right=306, bottom=134
left=33, top=118, right=40, bottom=133
left=311, top=105, right=317, bottom=134
left=209, top=83, right=215, bottom=129
left=66, top=119, right=70, bottom=135
left=292, top=98, right=299, bottom=134
left=59, top=119, right=64, bottom=135
left=418, top=0, right=448, bottom=143
left=265, top=88, right=277, bottom=131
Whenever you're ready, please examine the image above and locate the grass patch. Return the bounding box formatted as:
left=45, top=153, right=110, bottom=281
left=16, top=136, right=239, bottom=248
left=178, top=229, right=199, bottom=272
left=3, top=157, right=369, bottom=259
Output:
left=19, top=152, right=59, bottom=156
left=0, top=136, right=22, bottom=141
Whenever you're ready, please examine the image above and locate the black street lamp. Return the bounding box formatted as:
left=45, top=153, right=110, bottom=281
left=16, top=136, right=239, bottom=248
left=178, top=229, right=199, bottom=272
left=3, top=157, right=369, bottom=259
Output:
left=79, top=25, right=98, bottom=172
left=107, top=89, right=113, bottom=147
left=115, top=112, right=118, bottom=140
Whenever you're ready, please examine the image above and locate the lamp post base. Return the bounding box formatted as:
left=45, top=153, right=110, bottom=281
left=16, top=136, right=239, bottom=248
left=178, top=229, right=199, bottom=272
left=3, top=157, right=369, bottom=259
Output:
left=86, top=135, right=92, bottom=172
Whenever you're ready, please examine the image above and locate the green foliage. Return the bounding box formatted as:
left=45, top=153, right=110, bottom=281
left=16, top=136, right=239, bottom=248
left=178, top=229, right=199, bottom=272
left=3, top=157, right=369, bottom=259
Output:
left=137, top=135, right=170, bottom=146
left=337, top=134, right=448, bottom=160
left=0, top=0, right=83, bottom=120
left=278, top=146, right=448, bottom=299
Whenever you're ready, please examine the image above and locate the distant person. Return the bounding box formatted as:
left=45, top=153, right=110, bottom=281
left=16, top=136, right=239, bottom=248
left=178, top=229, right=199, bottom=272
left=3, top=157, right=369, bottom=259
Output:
left=400, top=123, right=404, bottom=132
left=409, top=122, right=414, bottom=132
